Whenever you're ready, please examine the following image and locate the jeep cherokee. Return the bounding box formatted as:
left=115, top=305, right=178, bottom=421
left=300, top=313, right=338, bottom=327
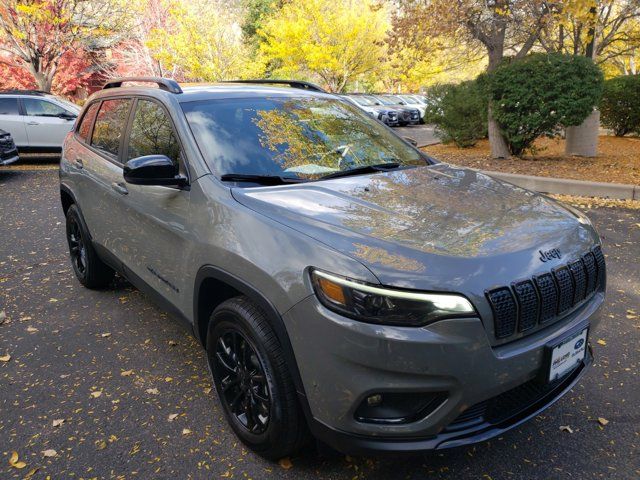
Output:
left=59, top=77, right=606, bottom=459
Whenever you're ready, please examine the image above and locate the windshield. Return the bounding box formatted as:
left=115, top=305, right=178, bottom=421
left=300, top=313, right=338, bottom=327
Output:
left=373, top=96, right=396, bottom=106
left=55, top=97, right=80, bottom=113
left=182, top=96, right=426, bottom=181
left=385, top=95, right=404, bottom=104
left=350, top=96, right=376, bottom=106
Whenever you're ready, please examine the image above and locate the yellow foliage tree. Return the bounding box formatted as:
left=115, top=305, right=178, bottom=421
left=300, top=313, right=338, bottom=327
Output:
left=258, top=0, right=389, bottom=93
left=146, top=0, right=263, bottom=82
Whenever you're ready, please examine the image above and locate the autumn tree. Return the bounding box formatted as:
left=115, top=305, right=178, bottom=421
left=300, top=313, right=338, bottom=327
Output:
left=258, top=0, right=389, bottom=93
left=0, top=0, right=131, bottom=92
left=393, top=0, right=557, bottom=158
left=146, top=0, right=260, bottom=82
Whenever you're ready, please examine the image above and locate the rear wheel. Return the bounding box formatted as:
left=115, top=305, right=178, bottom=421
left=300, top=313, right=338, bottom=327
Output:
left=65, top=204, right=114, bottom=288
left=206, top=296, right=309, bottom=460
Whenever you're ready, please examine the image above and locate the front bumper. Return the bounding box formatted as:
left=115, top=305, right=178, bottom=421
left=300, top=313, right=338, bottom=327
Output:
left=284, top=292, right=603, bottom=454
left=0, top=154, right=18, bottom=166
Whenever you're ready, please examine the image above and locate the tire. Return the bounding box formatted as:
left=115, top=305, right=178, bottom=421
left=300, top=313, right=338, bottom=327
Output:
left=206, top=296, right=309, bottom=460
left=65, top=204, right=114, bottom=288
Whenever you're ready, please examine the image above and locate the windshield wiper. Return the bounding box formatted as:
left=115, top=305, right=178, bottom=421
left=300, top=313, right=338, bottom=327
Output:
left=318, top=162, right=401, bottom=180
left=220, top=173, right=305, bottom=185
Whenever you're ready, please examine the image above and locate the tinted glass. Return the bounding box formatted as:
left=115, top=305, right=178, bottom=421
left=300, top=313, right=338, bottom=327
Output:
left=77, top=102, right=100, bottom=143
left=350, top=96, right=376, bottom=106
left=127, top=99, right=181, bottom=165
left=0, top=98, right=19, bottom=115
left=23, top=98, right=68, bottom=117
left=91, top=99, right=131, bottom=159
left=182, top=96, right=425, bottom=179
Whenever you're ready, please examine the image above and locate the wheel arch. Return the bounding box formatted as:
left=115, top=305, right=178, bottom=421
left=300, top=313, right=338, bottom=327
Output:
left=193, top=265, right=308, bottom=400
left=60, top=184, right=77, bottom=215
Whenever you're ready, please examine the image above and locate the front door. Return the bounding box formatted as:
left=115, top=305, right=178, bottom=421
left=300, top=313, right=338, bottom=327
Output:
left=118, top=98, right=191, bottom=313
left=22, top=98, right=76, bottom=149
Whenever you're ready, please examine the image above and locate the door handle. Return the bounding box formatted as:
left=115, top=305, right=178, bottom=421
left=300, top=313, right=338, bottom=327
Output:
left=111, top=182, right=128, bottom=195
left=27, top=121, right=40, bottom=126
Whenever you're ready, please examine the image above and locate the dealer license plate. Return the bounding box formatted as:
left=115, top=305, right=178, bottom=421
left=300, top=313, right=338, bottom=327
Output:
left=548, top=327, right=588, bottom=382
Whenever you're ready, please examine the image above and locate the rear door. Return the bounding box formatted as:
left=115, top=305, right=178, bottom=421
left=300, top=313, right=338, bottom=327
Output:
left=79, top=98, right=134, bottom=262
left=0, top=97, right=28, bottom=147
left=117, top=97, right=191, bottom=311
left=22, top=98, right=77, bottom=149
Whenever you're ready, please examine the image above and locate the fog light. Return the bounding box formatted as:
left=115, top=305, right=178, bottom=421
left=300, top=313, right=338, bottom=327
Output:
left=355, top=392, right=447, bottom=425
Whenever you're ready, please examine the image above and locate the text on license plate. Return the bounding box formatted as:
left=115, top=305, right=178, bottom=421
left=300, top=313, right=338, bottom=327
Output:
left=549, top=327, right=588, bottom=382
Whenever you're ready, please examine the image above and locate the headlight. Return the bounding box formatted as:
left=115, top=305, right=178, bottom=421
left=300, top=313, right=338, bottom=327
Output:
left=310, top=269, right=476, bottom=327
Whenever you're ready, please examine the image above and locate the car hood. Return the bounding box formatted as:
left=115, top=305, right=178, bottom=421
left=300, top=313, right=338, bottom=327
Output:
left=231, top=164, right=599, bottom=291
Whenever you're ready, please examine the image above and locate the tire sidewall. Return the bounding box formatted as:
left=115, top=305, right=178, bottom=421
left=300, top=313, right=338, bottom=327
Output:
left=207, top=308, right=288, bottom=452
left=65, top=204, right=88, bottom=284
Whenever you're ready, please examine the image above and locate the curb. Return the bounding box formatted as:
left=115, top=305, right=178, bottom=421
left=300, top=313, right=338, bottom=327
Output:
left=481, top=170, right=639, bottom=201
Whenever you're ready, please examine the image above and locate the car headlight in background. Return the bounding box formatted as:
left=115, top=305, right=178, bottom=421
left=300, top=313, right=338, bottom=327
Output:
left=310, top=269, right=476, bottom=327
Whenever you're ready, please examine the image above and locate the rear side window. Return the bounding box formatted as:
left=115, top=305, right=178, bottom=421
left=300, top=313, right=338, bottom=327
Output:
left=91, top=99, right=132, bottom=159
left=77, top=102, right=100, bottom=143
left=0, top=98, right=19, bottom=115
left=127, top=99, right=181, bottom=165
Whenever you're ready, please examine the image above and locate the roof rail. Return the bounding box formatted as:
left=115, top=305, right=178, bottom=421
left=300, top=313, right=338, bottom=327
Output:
left=223, top=79, right=326, bottom=93
left=0, top=89, right=48, bottom=96
left=102, top=77, right=183, bottom=94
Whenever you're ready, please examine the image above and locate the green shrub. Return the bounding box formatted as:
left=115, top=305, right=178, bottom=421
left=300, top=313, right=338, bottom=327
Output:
left=600, top=75, right=640, bottom=136
left=489, top=53, right=603, bottom=156
left=423, top=80, right=488, bottom=148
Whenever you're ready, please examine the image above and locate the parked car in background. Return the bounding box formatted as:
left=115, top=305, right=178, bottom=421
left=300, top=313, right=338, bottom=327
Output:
left=0, top=128, right=19, bottom=165
left=341, top=95, right=400, bottom=126
left=370, top=95, right=421, bottom=126
left=397, top=95, right=427, bottom=123
left=0, top=90, right=80, bottom=153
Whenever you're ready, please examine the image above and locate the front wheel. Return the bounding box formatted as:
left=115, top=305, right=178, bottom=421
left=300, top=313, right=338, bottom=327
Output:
left=206, top=296, right=309, bottom=460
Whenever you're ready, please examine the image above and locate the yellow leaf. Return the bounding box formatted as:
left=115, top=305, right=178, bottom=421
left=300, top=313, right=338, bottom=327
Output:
left=165, top=377, right=173, bottom=382
left=52, top=418, right=65, bottom=427
left=9, top=451, right=19, bottom=465
left=597, top=339, right=607, bottom=346
left=101, top=332, right=111, bottom=338
left=146, top=388, right=159, bottom=395
left=24, top=467, right=39, bottom=479
left=168, top=413, right=179, bottom=422
left=0, top=354, right=11, bottom=362
left=42, top=449, right=57, bottom=457
left=120, top=370, right=134, bottom=377
left=279, top=457, right=293, bottom=469
left=90, top=390, right=102, bottom=398
left=598, top=417, right=609, bottom=426
left=182, top=428, right=192, bottom=435
left=26, top=326, right=38, bottom=333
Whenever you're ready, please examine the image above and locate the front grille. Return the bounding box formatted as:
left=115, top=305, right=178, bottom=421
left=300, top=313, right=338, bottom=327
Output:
left=0, top=135, right=15, bottom=149
left=486, top=246, right=603, bottom=341
left=445, top=362, right=584, bottom=433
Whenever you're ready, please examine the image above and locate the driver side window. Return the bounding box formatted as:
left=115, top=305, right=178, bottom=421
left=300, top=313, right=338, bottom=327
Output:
left=127, top=99, right=182, bottom=167
left=23, top=98, right=68, bottom=117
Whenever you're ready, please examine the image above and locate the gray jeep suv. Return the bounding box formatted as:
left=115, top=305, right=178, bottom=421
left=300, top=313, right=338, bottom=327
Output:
left=59, top=77, right=606, bottom=460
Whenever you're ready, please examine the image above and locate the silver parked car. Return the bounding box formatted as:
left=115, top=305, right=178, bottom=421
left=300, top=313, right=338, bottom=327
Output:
left=0, top=90, right=79, bottom=152
left=60, top=77, right=605, bottom=460
left=341, top=94, right=400, bottom=126
left=397, top=94, right=427, bottom=123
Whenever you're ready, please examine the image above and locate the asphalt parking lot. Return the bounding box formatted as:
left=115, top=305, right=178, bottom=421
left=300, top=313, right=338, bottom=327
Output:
left=1, top=165, right=639, bottom=479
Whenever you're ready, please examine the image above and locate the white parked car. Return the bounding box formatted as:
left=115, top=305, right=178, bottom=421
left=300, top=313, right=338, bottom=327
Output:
left=0, top=91, right=79, bottom=153
left=397, top=95, right=427, bottom=123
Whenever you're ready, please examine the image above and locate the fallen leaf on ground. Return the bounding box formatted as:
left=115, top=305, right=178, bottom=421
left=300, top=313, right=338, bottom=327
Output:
left=24, top=467, right=39, bottom=479
left=90, top=390, right=102, bottom=398
left=26, top=326, right=38, bottom=333
left=9, top=451, right=26, bottom=469
left=146, top=388, right=159, bottom=395
left=52, top=419, right=65, bottom=427
left=168, top=413, right=179, bottom=422
left=560, top=425, right=574, bottom=434
left=100, top=332, right=111, bottom=338
left=0, top=353, right=11, bottom=362
left=0, top=310, right=6, bottom=324
left=168, top=340, right=177, bottom=346
left=597, top=339, right=607, bottom=346
left=598, top=417, right=609, bottom=426
left=182, top=428, right=191, bottom=435
left=165, top=377, right=173, bottom=382
left=42, top=449, right=57, bottom=457
left=279, top=457, right=293, bottom=469
left=204, top=387, right=212, bottom=395
left=120, top=370, right=134, bottom=377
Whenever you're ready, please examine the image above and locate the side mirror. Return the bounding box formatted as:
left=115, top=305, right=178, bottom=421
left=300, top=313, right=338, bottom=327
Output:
left=58, top=112, right=77, bottom=120
left=403, top=137, right=418, bottom=147
left=123, top=155, right=187, bottom=187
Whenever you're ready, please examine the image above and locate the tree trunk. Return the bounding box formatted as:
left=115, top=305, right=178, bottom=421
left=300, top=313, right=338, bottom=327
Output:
left=488, top=104, right=510, bottom=158
left=487, top=48, right=510, bottom=159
